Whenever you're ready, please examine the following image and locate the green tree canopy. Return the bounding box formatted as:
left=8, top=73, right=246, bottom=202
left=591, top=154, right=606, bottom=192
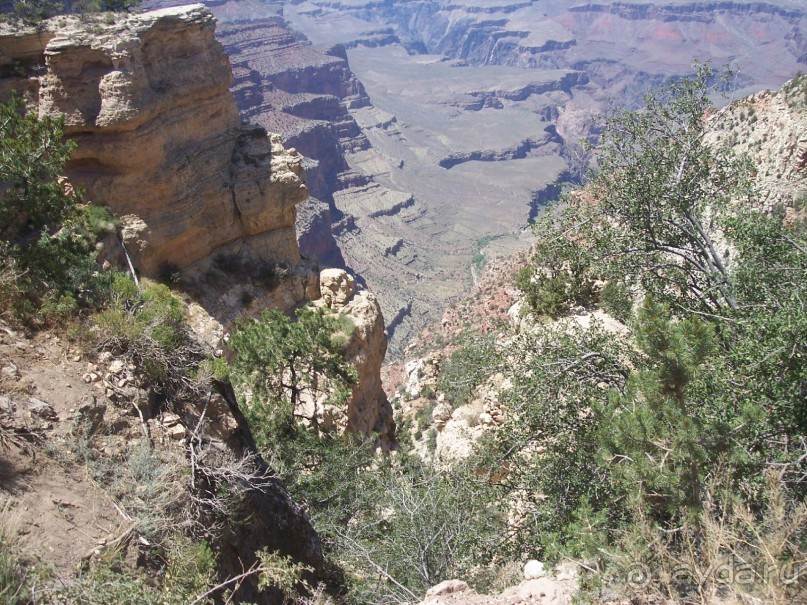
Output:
left=229, top=306, right=356, bottom=448
left=0, top=93, right=112, bottom=322
left=0, top=93, right=76, bottom=237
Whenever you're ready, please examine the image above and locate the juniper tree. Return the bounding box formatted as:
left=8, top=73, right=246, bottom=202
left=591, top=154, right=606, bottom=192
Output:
left=598, top=298, right=729, bottom=517
left=0, top=93, right=110, bottom=321
left=228, top=306, right=356, bottom=454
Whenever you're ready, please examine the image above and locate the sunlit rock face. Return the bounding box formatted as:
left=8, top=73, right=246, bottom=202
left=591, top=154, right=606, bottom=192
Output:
left=0, top=5, right=307, bottom=276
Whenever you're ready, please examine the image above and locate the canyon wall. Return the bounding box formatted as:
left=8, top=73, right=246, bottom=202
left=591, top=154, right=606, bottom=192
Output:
left=215, top=15, right=369, bottom=268
left=180, top=4, right=449, bottom=356
left=0, top=3, right=394, bottom=439
left=0, top=5, right=307, bottom=277
left=287, top=0, right=806, bottom=106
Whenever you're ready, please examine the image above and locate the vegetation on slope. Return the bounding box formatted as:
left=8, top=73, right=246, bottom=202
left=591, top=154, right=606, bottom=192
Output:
left=488, top=66, right=806, bottom=602
left=221, top=66, right=805, bottom=604
left=0, top=0, right=138, bottom=22
left=0, top=95, right=317, bottom=604
left=2, top=57, right=804, bottom=604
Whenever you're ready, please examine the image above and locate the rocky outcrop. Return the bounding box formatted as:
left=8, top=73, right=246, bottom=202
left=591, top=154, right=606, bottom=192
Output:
left=194, top=8, right=441, bottom=354
left=0, top=5, right=307, bottom=276
left=438, top=128, right=562, bottom=169
left=419, top=564, right=578, bottom=605
left=212, top=16, right=371, bottom=267
left=705, top=73, right=807, bottom=218
left=315, top=269, right=395, bottom=445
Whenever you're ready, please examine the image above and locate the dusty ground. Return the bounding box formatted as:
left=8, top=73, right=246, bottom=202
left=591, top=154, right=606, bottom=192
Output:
left=0, top=323, right=181, bottom=579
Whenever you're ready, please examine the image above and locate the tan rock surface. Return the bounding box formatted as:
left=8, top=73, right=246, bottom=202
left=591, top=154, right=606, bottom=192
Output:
left=315, top=269, right=395, bottom=444
left=0, top=5, right=307, bottom=276
left=705, top=75, right=807, bottom=218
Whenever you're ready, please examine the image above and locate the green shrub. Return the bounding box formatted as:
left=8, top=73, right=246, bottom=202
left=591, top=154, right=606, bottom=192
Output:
left=599, top=280, right=633, bottom=323
left=40, top=536, right=215, bottom=605
left=83, top=204, right=118, bottom=238
left=329, top=313, right=355, bottom=349
left=436, top=332, right=501, bottom=408
left=515, top=207, right=596, bottom=318
left=0, top=95, right=116, bottom=325
left=229, top=305, right=356, bottom=458
left=93, top=279, right=201, bottom=390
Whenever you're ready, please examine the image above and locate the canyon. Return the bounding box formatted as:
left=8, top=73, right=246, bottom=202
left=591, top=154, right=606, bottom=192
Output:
left=0, top=2, right=805, bottom=603
left=145, top=0, right=805, bottom=357
left=0, top=6, right=399, bottom=599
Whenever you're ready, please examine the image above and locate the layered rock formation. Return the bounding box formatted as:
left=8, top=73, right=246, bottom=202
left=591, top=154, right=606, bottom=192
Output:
left=278, top=0, right=805, bottom=358
left=298, top=0, right=805, bottom=84
left=0, top=1, right=396, bottom=447
left=316, top=268, right=395, bottom=445
left=0, top=5, right=307, bottom=277
left=136, top=0, right=590, bottom=356
left=168, top=3, right=452, bottom=355
left=213, top=14, right=369, bottom=269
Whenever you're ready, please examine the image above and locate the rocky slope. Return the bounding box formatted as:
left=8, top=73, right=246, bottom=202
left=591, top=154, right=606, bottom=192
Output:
left=705, top=75, right=807, bottom=218
left=396, top=74, right=807, bottom=456
left=138, top=0, right=805, bottom=361
left=282, top=0, right=804, bottom=355
left=214, top=15, right=367, bottom=268
left=208, top=8, right=451, bottom=356
left=0, top=7, right=398, bottom=599
left=136, top=0, right=577, bottom=356
left=419, top=573, right=578, bottom=605
left=0, top=313, right=324, bottom=603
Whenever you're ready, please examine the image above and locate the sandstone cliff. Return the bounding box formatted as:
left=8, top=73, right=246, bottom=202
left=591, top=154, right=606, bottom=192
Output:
left=207, top=10, right=481, bottom=355
left=213, top=14, right=370, bottom=269
left=0, top=5, right=307, bottom=278
left=1, top=5, right=395, bottom=445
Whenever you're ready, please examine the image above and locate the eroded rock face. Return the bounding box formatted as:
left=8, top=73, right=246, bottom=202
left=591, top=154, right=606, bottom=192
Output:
left=0, top=5, right=307, bottom=276
left=316, top=269, right=395, bottom=445
left=213, top=15, right=369, bottom=268
left=705, top=74, right=807, bottom=219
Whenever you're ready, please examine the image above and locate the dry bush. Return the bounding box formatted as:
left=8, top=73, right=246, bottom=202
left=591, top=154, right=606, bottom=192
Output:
left=0, top=265, right=23, bottom=323
left=0, top=497, right=29, bottom=605
left=606, top=470, right=806, bottom=604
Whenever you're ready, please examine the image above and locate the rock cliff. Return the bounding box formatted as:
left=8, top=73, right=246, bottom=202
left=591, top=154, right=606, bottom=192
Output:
left=1, top=5, right=395, bottom=444
left=312, top=0, right=805, bottom=79
left=0, top=5, right=307, bottom=278
left=316, top=269, right=395, bottom=446
left=181, top=2, right=447, bottom=355
left=213, top=14, right=370, bottom=269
